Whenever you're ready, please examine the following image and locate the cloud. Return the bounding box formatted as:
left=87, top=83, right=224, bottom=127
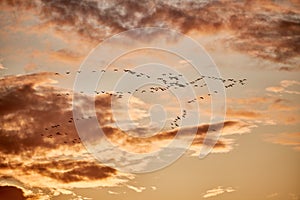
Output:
left=0, top=71, right=57, bottom=87
left=21, top=49, right=85, bottom=67
left=264, top=132, right=300, bottom=151
left=0, top=186, right=27, bottom=200
left=226, top=108, right=262, bottom=119
left=268, top=98, right=297, bottom=111
left=48, top=49, right=84, bottom=64
left=0, top=62, right=7, bottom=70
left=0, top=73, right=256, bottom=197
left=280, top=80, right=300, bottom=88
left=266, top=86, right=285, bottom=93
left=24, top=63, right=38, bottom=72
left=0, top=73, right=132, bottom=198
left=266, top=80, right=300, bottom=95
left=127, top=185, right=146, bottom=193
left=25, top=160, right=116, bottom=182
left=202, top=186, right=235, bottom=198
left=1, top=0, right=299, bottom=67
left=0, top=73, right=255, bottom=155
left=227, top=96, right=300, bottom=125
left=98, top=120, right=252, bottom=155
left=108, top=190, right=119, bottom=195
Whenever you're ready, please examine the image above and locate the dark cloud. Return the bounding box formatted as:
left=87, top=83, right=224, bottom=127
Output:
left=99, top=120, right=248, bottom=154
left=0, top=73, right=115, bottom=155
left=0, top=73, right=122, bottom=194
left=0, top=73, right=254, bottom=198
left=39, top=0, right=300, bottom=66
left=23, top=160, right=116, bottom=183
left=0, top=77, right=72, bottom=154
left=0, top=72, right=56, bottom=87
left=0, top=73, right=251, bottom=155
left=36, top=0, right=226, bottom=41
left=229, top=10, right=300, bottom=65
left=1, top=0, right=299, bottom=66
left=0, top=186, right=26, bottom=200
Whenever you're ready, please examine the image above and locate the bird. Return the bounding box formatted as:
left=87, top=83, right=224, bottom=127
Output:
left=42, top=69, right=247, bottom=136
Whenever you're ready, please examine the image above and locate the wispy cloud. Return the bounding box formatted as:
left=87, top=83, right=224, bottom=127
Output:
left=264, top=132, right=300, bottom=151
left=202, top=186, right=235, bottom=198
left=266, top=80, right=300, bottom=95
left=0, top=61, right=7, bottom=70
left=127, top=185, right=146, bottom=193
left=227, top=96, right=300, bottom=125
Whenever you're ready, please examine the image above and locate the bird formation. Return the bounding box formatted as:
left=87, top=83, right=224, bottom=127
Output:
left=41, top=117, right=81, bottom=145
left=46, top=68, right=247, bottom=139
left=56, top=68, right=246, bottom=98
left=170, top=110, right=187, bottom=129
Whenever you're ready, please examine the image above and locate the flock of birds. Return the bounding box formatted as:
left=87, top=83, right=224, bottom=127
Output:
left=56, top=68, right=246, bottom=99
left=170, top=110, right=187, bottom=129
left=41, top=68, right=247, bottom=144
left=41, top=117, right=81, bottom=145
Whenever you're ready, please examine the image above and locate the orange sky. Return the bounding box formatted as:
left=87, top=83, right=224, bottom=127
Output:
left=0, top=0, right=299, bottom=199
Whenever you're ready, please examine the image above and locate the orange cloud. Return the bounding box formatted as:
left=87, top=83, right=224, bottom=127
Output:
left=266, top=86, right=285, bottom=93
left=0, top=59, right=7, bottom=70
left=266, top=80, right=300, bottom=95
left=227, top=108, right=262, bottom=119
left=265, top=132, right=300, bottom=151
left=227, top=96, right=300, bottom=125
left=1, top=0, right=299, bottom=67
left=24, top=63, right=38, bottom=72
left=0, top=73, right=132, bottom=198
left=280, top=80, right=300, bottom=88
left=48, top=49, right=84, bottom=64
left=100, top=120, right=250, bottom=154
left=0, top=73, right=256, bottom=198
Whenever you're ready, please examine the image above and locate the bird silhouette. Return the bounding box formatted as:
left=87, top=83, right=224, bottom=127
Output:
left=49, top=69, right=247, bottom=134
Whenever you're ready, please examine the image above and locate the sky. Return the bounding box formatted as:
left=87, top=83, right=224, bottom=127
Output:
left=0, top=0, right=299, bottom=199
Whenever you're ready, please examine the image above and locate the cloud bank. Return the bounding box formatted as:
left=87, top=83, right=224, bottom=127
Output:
left=1, top=0, right=299, bottom=69
left=0, top=72, right=254, bottom=198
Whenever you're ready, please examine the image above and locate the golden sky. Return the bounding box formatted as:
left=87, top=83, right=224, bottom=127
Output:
left=0, top=0, right=299, bottom=199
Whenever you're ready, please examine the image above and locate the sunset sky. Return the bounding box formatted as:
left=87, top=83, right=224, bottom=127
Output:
left=0, top=0, right=299, bottom=199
